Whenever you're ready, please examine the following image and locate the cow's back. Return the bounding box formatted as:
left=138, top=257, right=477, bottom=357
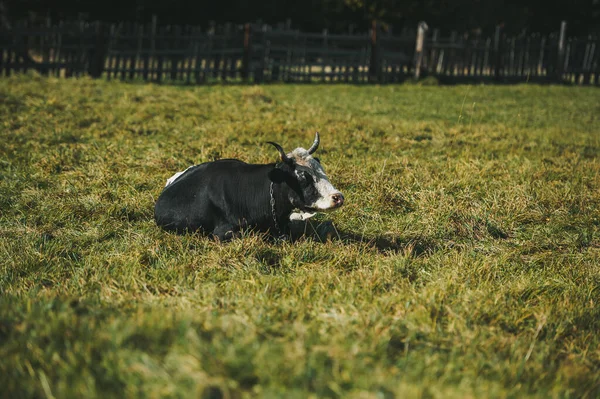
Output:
left=154, top=159, right=269, bottom=234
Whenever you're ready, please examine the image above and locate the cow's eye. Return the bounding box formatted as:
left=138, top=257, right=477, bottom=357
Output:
left=314, top=157, right=321, bottom=163
left=303, top=171, right=313, bottom=182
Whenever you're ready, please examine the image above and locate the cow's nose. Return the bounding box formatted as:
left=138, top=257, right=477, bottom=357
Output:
left=332, top=193, right=344, bottom=207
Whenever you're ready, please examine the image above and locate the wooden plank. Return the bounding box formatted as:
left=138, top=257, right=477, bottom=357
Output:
left=585, top=38, right=596, bottom=84
left=169, top=25, right=178, bottom=81
left=119, top=23, right=129, bottom=81
left=482, top=38, right=491, bottom=76
left=77, top=18, right=86, bottom=77
left=148, top=16, right=156, bottom=81
left=185, top=26, right=196, bottom=84
left=518, top=35, right=526, bottom=78
left=105, top=24, right=115, bottom=80
left=508, top=37, right=515, bottom=77
left=130, top=24, right=141, bottom=80
left=537, top=36, right=546, bottom=77
left=40, top=17, right=51, bottom=75
left=469, top=37, right=477, bottom=76
left=369, top=20, right=378, bottom=81
left=113, top=23, right=124, bottom=80
left=557, top=21, right=567, bottom=82
left=448, top=31, right=457, bottom=77
left=193, top=27, right=204, bottom=84
left=494, top=25, right=502, bottom=81
left=321, top=29, right=327, bottom=82
left=156, top=24, right=165, bottom=82
left=53, top=21, right=63, bottom=77
left=564, top=39, right=571, bottom=82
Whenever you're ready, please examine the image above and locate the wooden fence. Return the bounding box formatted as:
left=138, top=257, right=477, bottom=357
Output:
left=1, top=18, right=598, bottom=85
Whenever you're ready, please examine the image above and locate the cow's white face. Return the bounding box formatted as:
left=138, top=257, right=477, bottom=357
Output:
left=288, top=147, right=344, bottom=211
left=268, top=132, right=345, bottom=213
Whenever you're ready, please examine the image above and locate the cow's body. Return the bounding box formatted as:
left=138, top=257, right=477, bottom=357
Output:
left=155, top=159, right=292, bottom=237
left=154, top=133, right=343, bottom=241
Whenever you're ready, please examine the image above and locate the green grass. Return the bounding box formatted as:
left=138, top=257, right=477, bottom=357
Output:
left=1, top=73, right=599, bottom=398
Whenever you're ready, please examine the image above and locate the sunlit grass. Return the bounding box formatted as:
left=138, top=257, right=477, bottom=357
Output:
left=1, top=73, right=599, bottom=398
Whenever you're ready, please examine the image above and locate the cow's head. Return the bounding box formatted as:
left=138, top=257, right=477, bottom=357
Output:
left=268, top=132, right=344, bottom=212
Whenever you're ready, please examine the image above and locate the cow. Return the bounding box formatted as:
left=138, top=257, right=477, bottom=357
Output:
left=154, top=132, right=344, bottom=241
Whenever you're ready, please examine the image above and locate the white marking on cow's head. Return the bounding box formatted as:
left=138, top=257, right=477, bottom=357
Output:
left=287, top=147, right=344, bottom=211
left=268, top=132, right=344, bottom=212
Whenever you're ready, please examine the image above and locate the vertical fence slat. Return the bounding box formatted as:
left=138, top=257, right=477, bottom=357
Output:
left=494, top=25, right=503, bottom=81
left=413, top=22, right=427, bottom=80
left=155, top=24, right=164, bottom=83
left=368, top=20, right=378, bottom=82
left=242, top=23, right=251, bottom=81
left=149, top=16, right=156, bottom=82
left=557, top=21, right=567, bottom=82
left=537, top=36, right=545, bottom=78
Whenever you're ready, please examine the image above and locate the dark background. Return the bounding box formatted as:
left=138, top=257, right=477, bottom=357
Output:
left=5, top=0, right=600, bottom=36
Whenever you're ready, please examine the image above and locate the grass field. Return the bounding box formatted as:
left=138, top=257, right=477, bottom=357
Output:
left=1, top=73, right=599, bottom=398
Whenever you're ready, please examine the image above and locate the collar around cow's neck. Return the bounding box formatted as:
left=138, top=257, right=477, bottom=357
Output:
left=269, top=181, right=287, bottom=239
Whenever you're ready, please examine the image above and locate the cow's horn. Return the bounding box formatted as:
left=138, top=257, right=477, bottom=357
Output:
left=267, top=141, right=292, bottom=164
left=307, top=132, right=320, bottom=154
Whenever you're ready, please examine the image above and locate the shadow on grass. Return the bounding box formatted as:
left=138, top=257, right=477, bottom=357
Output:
left=337, top=230, right=438, bottom=257
left=291, top=219, right=438, bottom=257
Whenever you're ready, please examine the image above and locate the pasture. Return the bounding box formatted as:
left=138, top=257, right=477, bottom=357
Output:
left=1, top=74, right=599, bottom=398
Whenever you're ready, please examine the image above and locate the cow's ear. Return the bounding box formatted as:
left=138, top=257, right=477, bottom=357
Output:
left=268, top=168, right=287, bottom=183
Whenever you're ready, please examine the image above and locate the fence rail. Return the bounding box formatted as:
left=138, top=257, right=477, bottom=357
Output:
left=1, top=18, right=598, bottom=85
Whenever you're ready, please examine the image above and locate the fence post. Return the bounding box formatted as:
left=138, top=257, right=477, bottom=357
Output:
left=89, top=21, right=107, bottom=78
left=40, top=16, right=51, bottom=76
left=169, top=25, right=180, bottom=81
left=242, top=23, right=251, bottom=81
left=413, top=21, right=428, bottom=80
left=132, top=23, right=142, bottom=80
left=556, top=21, right=567, bottom=83
left=321, top=28, right=328, bottom=82
left=369, top=20, right=379, bottom=82
left=493, top=24, right=503, bottom=82
left=431, top=28, right=439, bottom=74
left=254, top=24, right=267, bottom=84
left=150, top=15, right=158, bottom=82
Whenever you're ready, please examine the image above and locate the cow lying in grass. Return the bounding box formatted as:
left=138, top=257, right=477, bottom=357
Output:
left=154, top=132, right=344, bottom=241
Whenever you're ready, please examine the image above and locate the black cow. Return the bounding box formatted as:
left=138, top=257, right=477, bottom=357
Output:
left=154, top=132, right=344, bottom=240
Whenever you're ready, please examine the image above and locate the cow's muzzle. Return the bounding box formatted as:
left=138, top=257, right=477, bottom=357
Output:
left=313, top=192, right=344, bottom=211
left=331, top=193, right=344, bottom=208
